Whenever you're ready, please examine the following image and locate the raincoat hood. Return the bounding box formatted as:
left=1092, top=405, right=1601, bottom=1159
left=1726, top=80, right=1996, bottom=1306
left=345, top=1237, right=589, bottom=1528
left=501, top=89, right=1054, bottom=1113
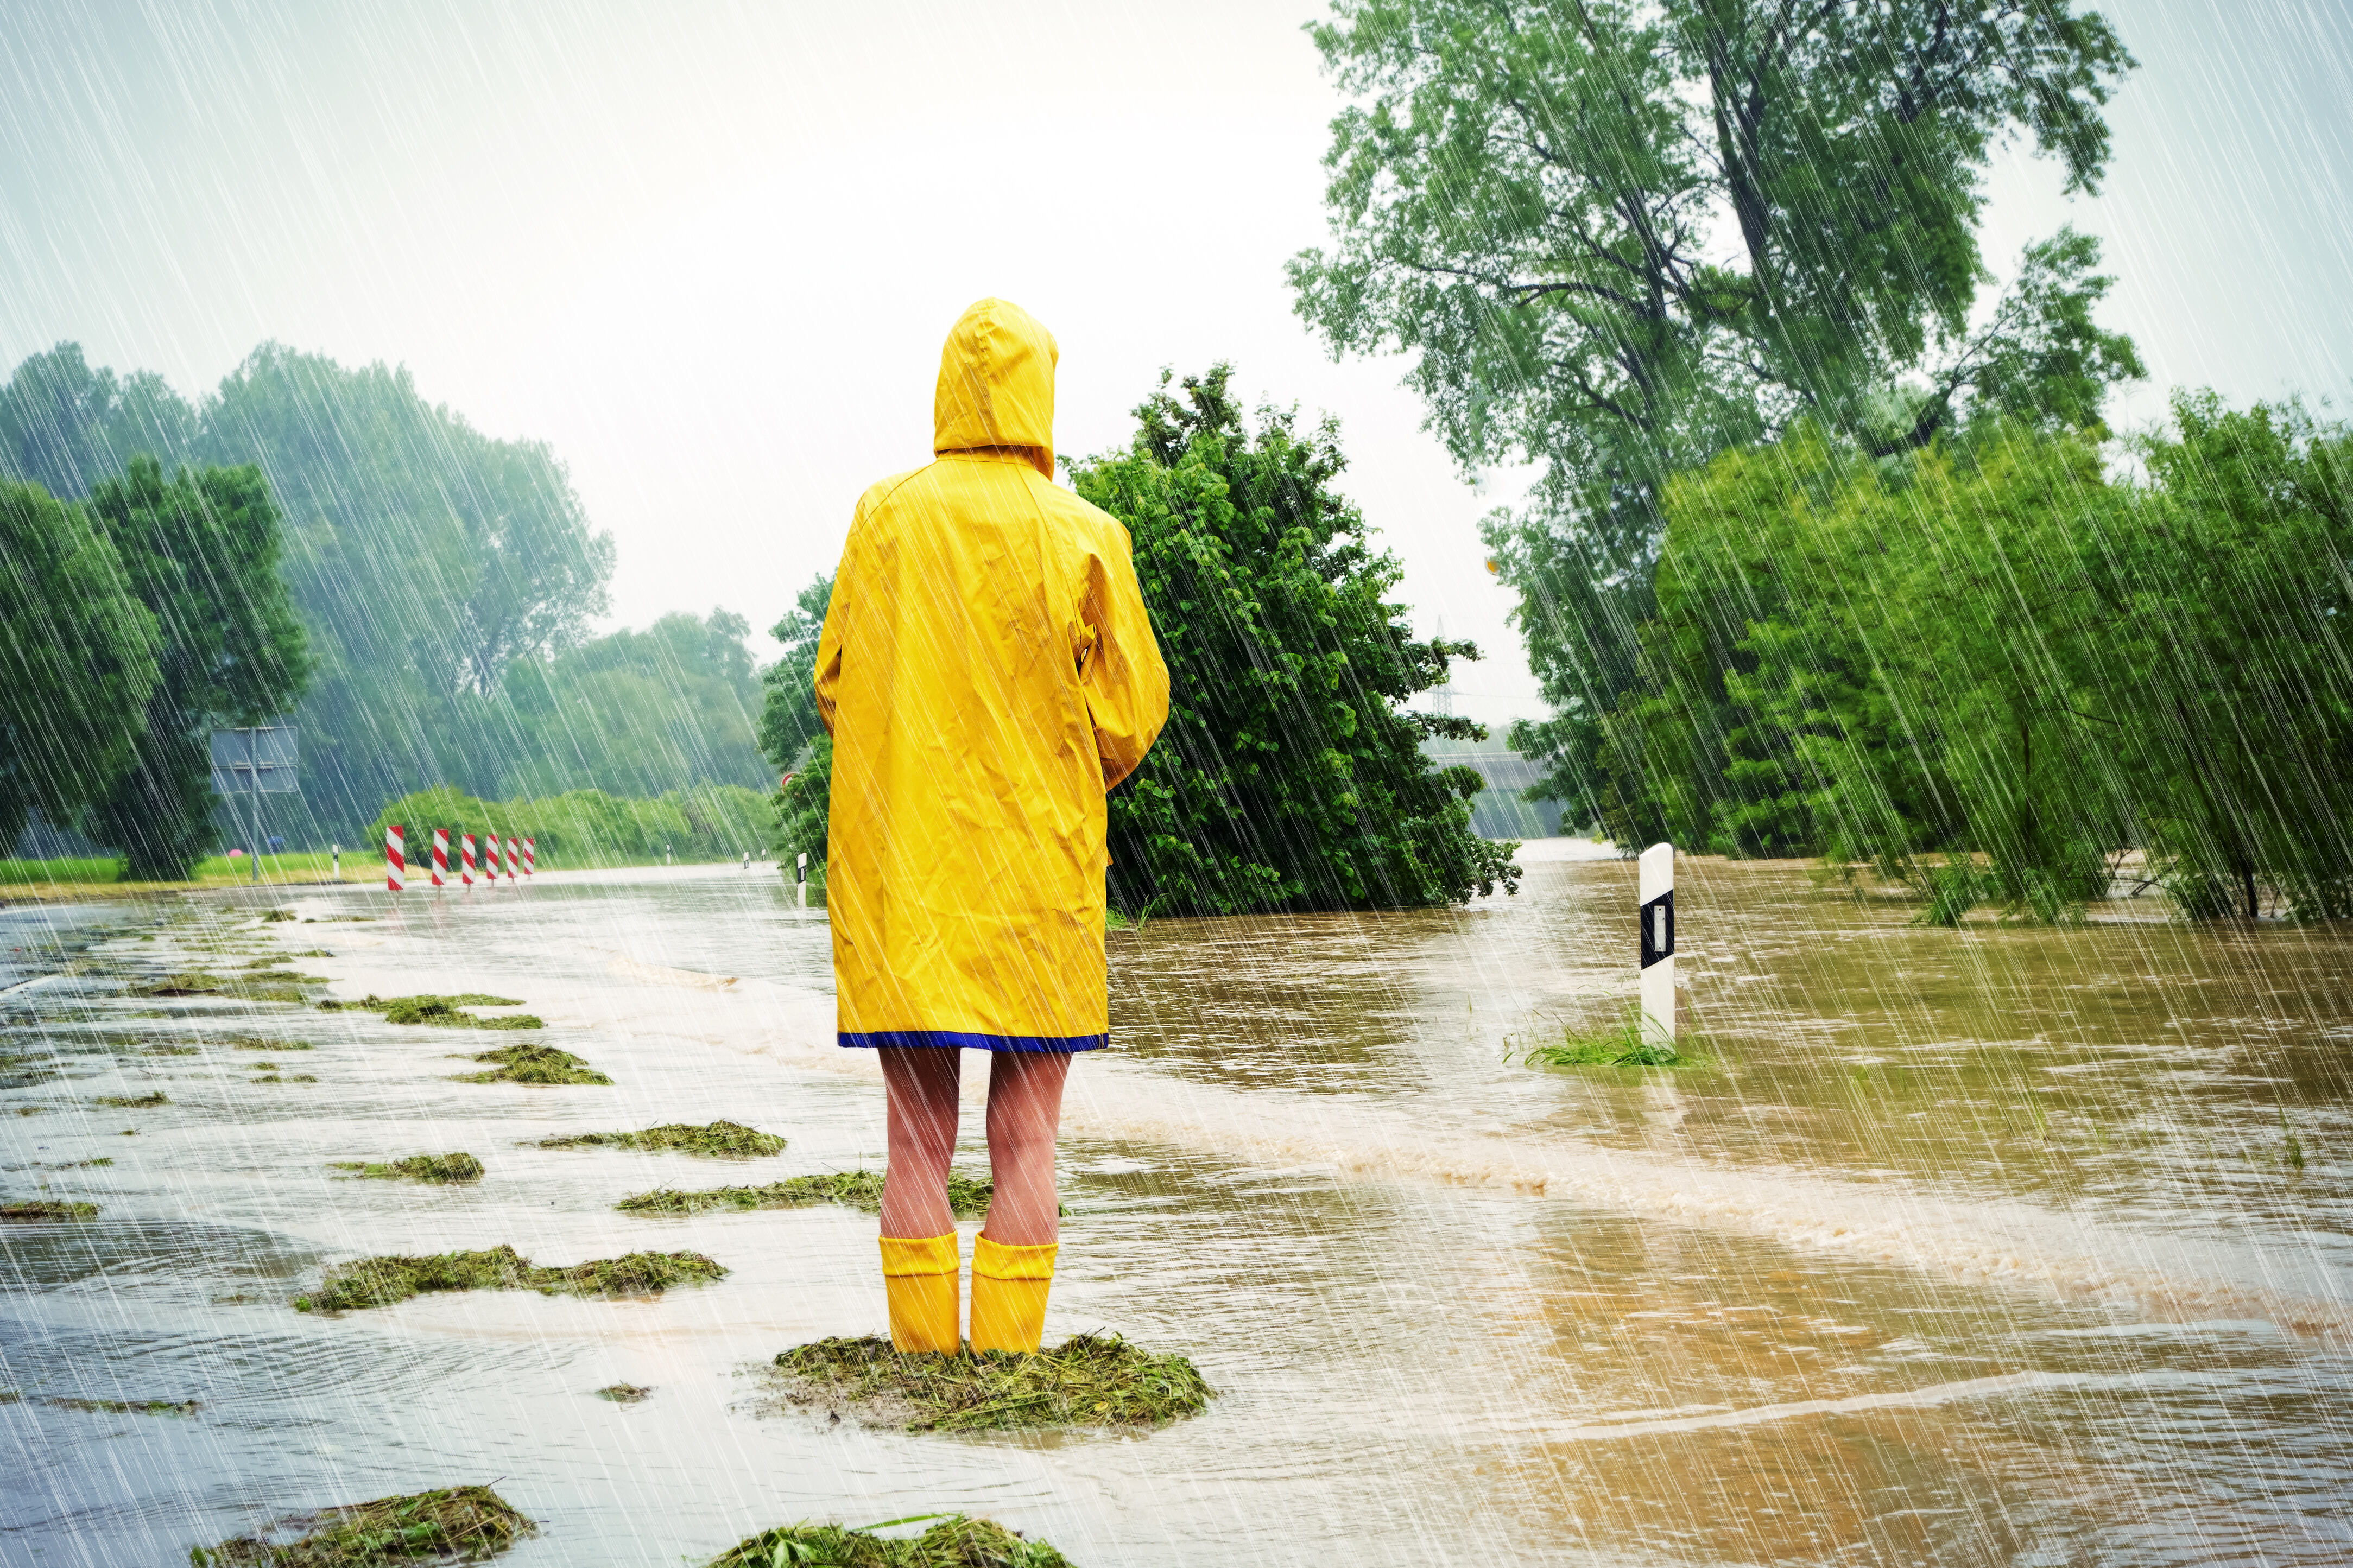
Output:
left=934, top=297, right=1058, bottom=477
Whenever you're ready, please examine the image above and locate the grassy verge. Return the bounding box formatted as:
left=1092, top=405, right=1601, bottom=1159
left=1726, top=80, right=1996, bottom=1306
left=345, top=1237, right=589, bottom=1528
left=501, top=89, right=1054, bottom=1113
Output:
left=328, top=1153, right=484, bottom=1183
left=1, top=1199, right=100, bottom=1221
left=534, top=1120, right=784, bottom=1158
left=295, top=1243, right=725, bottom=1312
left=188, top=1483, right=535, bottom=1566
left=617, top=1169, right=989, bottom=1217
left=708, top=1516, right=1072, bottom=1568
left=453, top=1045, right=610, bottom=1085
left=768, top=1332, right=1212, bottom=1433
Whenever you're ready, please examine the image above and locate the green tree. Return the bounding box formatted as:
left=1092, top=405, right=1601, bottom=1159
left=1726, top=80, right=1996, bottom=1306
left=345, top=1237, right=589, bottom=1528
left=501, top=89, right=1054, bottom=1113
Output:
left=0, top=479, right=162, bottom=849
left=497, top=608, right=771, bottom=796
left=2112, top=394, right=2353, bottom=918
left=0, top=344, right=198, bottom=500
left=197, top=343, right=614, bottom=822
left=758, top=573, right=834, bottom=772
left=84, top=458, right=311, bottom=878
left=1070, top=366, right=1518, bottom=915
left=1289, top=0, right=2143, bottom=814
left=768, top=735, right=831, bottom=897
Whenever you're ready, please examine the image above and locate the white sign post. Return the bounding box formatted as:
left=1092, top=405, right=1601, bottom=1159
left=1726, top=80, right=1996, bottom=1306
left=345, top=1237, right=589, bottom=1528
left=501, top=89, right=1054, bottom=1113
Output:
left=1638, top=841, right=1675, bottom=1044
left=796, top=852, right=809, bottom=908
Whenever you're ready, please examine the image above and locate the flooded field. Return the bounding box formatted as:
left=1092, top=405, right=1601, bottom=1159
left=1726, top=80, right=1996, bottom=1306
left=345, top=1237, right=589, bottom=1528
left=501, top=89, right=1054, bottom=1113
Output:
left=3, top=848, right=2349, bottom=1565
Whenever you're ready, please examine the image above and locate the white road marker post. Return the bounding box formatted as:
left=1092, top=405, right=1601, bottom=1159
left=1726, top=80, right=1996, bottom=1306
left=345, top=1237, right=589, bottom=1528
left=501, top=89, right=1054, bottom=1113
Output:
left=796, top=852, right=808, bottom=908
left=331, top=843, right=339, bottom=879
left=1638, top=841, right=1675, bottom=1046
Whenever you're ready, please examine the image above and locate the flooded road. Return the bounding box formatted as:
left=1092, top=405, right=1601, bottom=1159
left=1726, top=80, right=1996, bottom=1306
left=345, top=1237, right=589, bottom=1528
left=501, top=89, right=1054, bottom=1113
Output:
left=3, top=849, right=2349, bottom=1565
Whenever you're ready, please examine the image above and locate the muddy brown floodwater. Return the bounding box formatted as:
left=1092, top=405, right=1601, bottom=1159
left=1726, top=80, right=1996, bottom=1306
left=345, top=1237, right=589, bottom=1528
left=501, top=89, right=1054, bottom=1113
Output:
left=2, top=846, right=2348, bottom=1565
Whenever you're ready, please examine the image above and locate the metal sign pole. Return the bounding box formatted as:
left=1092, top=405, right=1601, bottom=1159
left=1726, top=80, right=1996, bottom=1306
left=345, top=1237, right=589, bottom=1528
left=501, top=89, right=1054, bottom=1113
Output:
left=249, top=729, right=261, bottom=886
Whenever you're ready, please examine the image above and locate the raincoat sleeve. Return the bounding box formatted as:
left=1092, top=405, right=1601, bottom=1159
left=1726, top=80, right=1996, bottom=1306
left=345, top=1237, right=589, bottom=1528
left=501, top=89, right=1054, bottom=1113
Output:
left=1078, top=521, right=1168, bottom=790
left=812, top=533, right=855, bottom=738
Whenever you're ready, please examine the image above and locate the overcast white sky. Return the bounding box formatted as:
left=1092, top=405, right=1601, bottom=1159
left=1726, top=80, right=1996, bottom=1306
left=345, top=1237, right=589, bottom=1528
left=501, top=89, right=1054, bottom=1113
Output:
left=3, top=0, right=2348, bottom=731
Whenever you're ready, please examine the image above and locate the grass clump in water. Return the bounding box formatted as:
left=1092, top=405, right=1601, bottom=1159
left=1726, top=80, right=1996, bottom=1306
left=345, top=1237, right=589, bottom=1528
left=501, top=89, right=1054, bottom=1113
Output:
left=535, top=1120, right=782, bottom=1157
left=188, top=1482, right=535, bottom=1566
left=322, top=995, right=543, bottom=1030
left=294, top=1243, right=726, bottom=1312
left=2, top=1198, right=100, bottom=1221
left=49, top=1395, right=198, bottom=1415
left=1520, top=1007, right=1690, bottom=1069
left=594, top=1383, right=651, bottom=1403
left=329, top=1152, right=484, bottom=1183
left=618, top=1169, right=989, bottom=1218
left=96, top=1090, right=168, bottom=1107
left=260, top=909, right=298, bottom=922
left=707, top=1516, right=1072, bottom=1567
left=769, top=1332, right=1212, bottom=1433
left=455, top=1044, right=609, bottom=1085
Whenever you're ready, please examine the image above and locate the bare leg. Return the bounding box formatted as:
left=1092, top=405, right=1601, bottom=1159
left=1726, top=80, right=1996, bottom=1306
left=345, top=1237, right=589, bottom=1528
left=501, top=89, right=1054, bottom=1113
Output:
left=878, top=1047, right=962, bottom=1238
left=982, top=1051, right=1070, bottom=1246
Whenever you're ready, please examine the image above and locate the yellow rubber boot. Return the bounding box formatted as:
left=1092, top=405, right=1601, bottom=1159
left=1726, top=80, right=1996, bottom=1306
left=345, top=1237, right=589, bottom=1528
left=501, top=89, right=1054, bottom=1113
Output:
left=880, top=1234, right=960, bottom=1354
left=969, top=1235, right=1057, bottom=1354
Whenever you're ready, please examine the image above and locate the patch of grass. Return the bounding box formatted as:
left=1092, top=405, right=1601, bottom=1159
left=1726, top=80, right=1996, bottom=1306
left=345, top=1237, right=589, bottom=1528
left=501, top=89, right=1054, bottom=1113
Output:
left=96, top=1090, right=168, bottom=1107
left=261, top=909, right=298, bottom=922
left=188, top=1483, right=536, bottom=1566
left=48, top=1395, right=198, bottom=1415
left=294, top=1243, right=725, bottom=1312
left=253, top=1072, right=318, bottom=1083
left=322, top=993, right=523, bottom=1014
left=51, top=1157, right=113, bottom=1169
left=133, top=972, right=313, bottom=1002
left=535, top=1120, right=785, bottom=1158
left=594, top=1383, right=651, bottom=1403
left=283, top=950, right=336, bottom=958
left=1520, top=1007, right=1690, bottom=1069
left=149, top=1044, right=202, bottom=1056
left=707, top=1516, right=1072, bottom=1568
left=618, top=1169, right=991, bottom=1218
left=330, top=1153, right=484, bottom=1183
left=230, top=1037, right=313, bottom=1051
left=455, top=1045, right=610, bottom=1085
left=769, top=1332, right=1212, bottom=1433
left=2, top=1199, right=99, bottom=1220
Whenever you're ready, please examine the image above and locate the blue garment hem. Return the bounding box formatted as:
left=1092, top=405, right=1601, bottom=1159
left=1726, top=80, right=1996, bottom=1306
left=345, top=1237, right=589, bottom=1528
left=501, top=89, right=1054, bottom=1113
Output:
left=838, top=1030, right=1108, bottom=1053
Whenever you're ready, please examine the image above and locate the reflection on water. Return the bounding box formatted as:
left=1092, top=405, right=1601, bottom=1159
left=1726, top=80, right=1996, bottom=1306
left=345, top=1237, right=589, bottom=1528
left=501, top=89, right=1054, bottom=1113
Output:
left=1, top=856, right=2348, bottom=1565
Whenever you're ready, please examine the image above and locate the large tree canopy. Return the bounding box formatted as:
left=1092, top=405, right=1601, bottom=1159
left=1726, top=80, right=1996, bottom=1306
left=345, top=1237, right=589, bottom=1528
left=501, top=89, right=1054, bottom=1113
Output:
left=85, top=457, right=312, bottom=878
left=0, top=478, right=162, bottom=850
left=1289, top=0, right=2143, bottom=814
left=1073, top=367, right=1518, bottom=915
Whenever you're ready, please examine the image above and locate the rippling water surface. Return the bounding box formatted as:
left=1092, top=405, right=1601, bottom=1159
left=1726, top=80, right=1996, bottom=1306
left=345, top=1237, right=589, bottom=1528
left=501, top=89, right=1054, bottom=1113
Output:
left=2, top=849, right=2349, bottom=1565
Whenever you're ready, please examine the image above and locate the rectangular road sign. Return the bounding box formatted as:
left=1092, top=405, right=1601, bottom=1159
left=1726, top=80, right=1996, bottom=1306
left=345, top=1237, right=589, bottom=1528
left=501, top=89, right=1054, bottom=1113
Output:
left=208, top=726, right=299, bottom=794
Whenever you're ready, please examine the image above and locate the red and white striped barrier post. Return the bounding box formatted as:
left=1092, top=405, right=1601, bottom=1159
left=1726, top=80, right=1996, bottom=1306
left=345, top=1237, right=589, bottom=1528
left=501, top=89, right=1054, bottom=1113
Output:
left=385, top=825, right=406, bottom=891
left=431, top=828, right=448, bottom=888
left=505, top=837, right=521, bottom=883
left=460, top=832, right=475, bottom=886
left=521, top=837, right=535, bottom=878
left=484, top=834, right=502, bottom=881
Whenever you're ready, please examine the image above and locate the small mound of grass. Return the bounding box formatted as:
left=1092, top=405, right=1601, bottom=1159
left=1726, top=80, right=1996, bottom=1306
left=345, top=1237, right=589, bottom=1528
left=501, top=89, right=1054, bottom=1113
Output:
left=48, top=1395, right=198, bottom=1415
left=770, top=1332, right=1212, bottom=1432
left=295, top=1243, right=726, bottom=1312
left=260, top=909, right=298, bottom=923
left=318, top=994, right=539, bottom=1029
left=148, top=1043, right=201, bottom=1056
left=2, top=1199, right=99, bottom=1220
left=455, top=1044, right=610, bottom=1085
left=1520, top=1007, right=1692, bottom=1069
left=535, top=1120, right=783, bottom=1157
left=619, top=1169, right=990, bottom=1218
left=135, top=972, right=313, bottom=1002
left=228, top=1036, right=313, bottom=1050
left=330, top=1152, right=484, bottom=1184
left=96, top=1090, right=168, bottom=1107
left=189, top=1483, right=535, bottom=1566
left=594, top=1383, right=651, bottom=1403
left=708, top=1515, right=1072, bottom=1568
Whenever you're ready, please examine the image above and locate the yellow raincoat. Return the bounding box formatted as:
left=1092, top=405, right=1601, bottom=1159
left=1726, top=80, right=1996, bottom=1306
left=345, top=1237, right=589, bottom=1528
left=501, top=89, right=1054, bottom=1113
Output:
left=815, top=299, right=1168, bottom=1051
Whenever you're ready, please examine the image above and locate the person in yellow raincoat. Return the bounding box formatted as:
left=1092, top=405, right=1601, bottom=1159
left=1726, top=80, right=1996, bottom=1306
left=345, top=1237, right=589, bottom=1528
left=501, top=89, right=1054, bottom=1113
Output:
left=814, top=297, right=1168, bottom=1355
